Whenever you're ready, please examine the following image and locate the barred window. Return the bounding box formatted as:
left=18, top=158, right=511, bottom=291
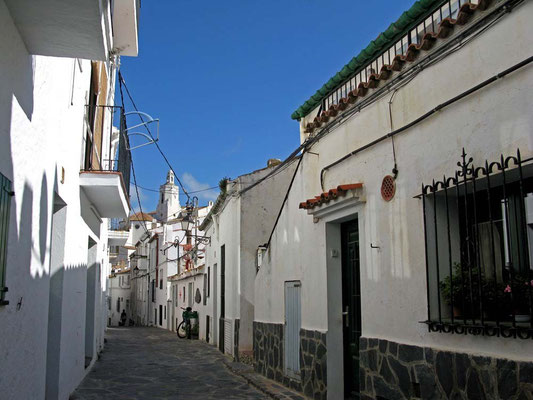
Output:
left=422, top=149, right=533, bottom=339
left=0, top=173, right=13, bottom=305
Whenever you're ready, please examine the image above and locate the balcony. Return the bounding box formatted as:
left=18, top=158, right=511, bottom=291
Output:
left=80, top=105, right=131, bottom=219
left=5, top=0, right=139, bottom=60
left=112, top=0, right=140, bottom=57
left=108, top=218, right=130, bottom=246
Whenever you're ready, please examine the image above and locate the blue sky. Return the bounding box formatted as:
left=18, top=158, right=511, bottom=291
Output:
left=119, top=0, right=415, bottom=211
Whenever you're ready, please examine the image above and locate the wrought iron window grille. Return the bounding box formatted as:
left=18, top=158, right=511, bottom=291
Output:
left=421, top=149, right=533, bottom=339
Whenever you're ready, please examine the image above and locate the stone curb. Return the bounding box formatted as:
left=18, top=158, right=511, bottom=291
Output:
left=222, top=358, right=307, bottom=400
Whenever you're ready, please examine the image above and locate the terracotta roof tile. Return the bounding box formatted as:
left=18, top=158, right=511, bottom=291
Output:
left=299, top=183, right=363, bottom=210
left=303, top=1, right=489, bottom=134
left=129, top=212, right=154, bottom=221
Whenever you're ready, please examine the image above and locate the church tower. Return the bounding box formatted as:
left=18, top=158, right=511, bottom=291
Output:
left=156, top=170, right=180, bottom=222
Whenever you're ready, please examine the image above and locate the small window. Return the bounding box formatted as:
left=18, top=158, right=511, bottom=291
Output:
left=422, top=149, right=533, bottom=339
left=203, top=273, right=207, bottom=306
left=208, top=267, right=211, bottom=297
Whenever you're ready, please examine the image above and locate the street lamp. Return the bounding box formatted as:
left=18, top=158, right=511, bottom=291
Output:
left=180, top=210, right=192, bottom=231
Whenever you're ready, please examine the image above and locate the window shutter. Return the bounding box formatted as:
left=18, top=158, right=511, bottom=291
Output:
left=0, top=173, right=13, bottom=304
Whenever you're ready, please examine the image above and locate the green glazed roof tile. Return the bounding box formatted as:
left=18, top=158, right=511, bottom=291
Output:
left=291, top=0, right=443, bottom=120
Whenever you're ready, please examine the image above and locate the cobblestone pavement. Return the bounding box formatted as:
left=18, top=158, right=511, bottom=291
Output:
left=71, top=327, right=268, bottom=400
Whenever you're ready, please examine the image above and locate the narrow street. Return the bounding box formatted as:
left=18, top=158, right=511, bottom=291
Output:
left=71, top=327, right=267, bottom=400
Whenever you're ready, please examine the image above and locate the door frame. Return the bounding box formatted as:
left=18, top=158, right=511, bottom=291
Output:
left=321, top=198, right=365, bottom=400
left=340, top=218, right=362, bottom=398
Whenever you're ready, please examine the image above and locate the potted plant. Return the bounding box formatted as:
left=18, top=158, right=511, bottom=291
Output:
left=440, top=263, right=499, bottom=320
left=502, top=274, right=533, bottom=323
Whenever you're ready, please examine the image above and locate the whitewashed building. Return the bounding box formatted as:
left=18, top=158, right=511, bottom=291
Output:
left=130, top=224, right=152, bottom=326
left=200, top=161, right=298, bottom=359
left=169, top=204, right=211, bottom=336
left=128, top=171, right=212, bottom=333
left=0, top=0, right=139, bottom=399
left=254, top=0, right=533, bottom=399
left=107, top=266, right=131, bottom=326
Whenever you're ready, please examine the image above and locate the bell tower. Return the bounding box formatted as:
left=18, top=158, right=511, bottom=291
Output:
left=156, top=170, right=180, bottom=222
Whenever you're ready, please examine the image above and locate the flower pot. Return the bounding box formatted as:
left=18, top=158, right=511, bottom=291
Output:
left=515, top=314, right=530, bottom=323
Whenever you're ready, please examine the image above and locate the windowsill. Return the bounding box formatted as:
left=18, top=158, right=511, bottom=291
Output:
left=422, top=319, right=533, bottom=339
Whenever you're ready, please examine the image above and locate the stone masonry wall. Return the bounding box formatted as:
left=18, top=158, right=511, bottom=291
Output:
left=359, top=337, right=533, bottom=400
left=300, top=328, right=327, bottom=399
left=253, top=321, right=301, bottom=392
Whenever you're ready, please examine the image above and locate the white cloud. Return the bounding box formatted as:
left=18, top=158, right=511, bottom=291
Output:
left=181, top=172, right=218, bottom=203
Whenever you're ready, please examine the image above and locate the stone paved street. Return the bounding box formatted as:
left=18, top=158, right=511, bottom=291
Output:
left=71, top=327, right=268, bottom=400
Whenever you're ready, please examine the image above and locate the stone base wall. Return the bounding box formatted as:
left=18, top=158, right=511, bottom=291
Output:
left=253, top=322, right=329, bottom=397
left=359, top=337, right=533, bottom=400
left=253, top=321, right=301, bottom=392
left=300, top=328, right=327, bottom=399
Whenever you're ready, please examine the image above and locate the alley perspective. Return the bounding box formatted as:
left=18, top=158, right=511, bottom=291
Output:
left=1, top=0, right=533, bottom=399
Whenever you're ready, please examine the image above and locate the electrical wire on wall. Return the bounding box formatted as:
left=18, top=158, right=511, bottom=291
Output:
left=318, top=0, right=522, bottom=191
left=388, top=88, right=400, bottom=179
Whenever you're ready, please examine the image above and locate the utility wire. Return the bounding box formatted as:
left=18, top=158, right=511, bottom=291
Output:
left=136, top=184, right=218, bottom=195
left=118, top=71, right=191, bottom=201
left=118, top=72, right=149, bottom=235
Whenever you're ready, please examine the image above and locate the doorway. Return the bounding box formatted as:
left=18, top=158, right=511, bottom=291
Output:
left=213, top=263, right=218, bottom=346
left=341, top=219, right=361, bottom=399
left=45, top=195, right=67, bottom=399
left=219, top=246, right=226, bottom=352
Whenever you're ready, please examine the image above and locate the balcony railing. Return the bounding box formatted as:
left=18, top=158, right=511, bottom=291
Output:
left=82, top=105, right=131, bottom=198
left=323, top=0, right=479, bottom=111
left=109, top=218, right=129, bottom=231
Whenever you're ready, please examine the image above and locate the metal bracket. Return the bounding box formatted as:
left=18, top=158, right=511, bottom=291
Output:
left=124, top=111, right=160, bottom=151
left=2, top=187, right=14, bottom=196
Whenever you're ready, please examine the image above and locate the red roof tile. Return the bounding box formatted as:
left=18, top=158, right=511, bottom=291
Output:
left=304, top=1, right=489, bottom=134
left=130, top=212, right=154, bottom=221
left=299, top=183, right=363, bottom=210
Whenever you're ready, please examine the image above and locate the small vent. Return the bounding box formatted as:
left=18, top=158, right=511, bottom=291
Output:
left=381, top=175, right=395, bottom=201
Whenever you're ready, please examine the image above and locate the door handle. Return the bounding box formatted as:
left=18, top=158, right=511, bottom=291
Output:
left=342, top=306, right=349, bottom=328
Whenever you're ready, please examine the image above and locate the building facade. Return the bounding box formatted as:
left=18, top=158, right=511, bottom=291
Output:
left=0, top=1, right=139, bottom=398
left=254, top=0, right=533, bottom=399
left=108, top=267, right=131, bottom=326
left=200, top=161, right=298, bottom=359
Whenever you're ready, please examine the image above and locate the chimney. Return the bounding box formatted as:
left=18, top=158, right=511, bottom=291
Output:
left=267, top=158, right=281, bottom=168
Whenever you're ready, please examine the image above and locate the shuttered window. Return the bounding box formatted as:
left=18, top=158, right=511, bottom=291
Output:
left=0, top=173, right=13, bottom=305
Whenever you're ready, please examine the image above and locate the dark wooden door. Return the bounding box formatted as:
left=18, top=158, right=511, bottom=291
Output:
left=341, top=219, right=362, bottom=399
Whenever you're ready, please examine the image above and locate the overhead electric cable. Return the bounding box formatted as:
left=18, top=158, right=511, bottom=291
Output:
left=118, top=72, right=149, bottom=235
left=136, top=184, right=218, bottom=195
left=118, top=71, right=191, bottom=201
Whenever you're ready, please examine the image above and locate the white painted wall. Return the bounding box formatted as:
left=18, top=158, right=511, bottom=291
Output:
left=0, top=2, right=125, bottom=397
left=255, top=2, right=533, bottom=395
left=108, top=272, right=131, bottom=326
left=202, top=163, right=297, bottom=355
